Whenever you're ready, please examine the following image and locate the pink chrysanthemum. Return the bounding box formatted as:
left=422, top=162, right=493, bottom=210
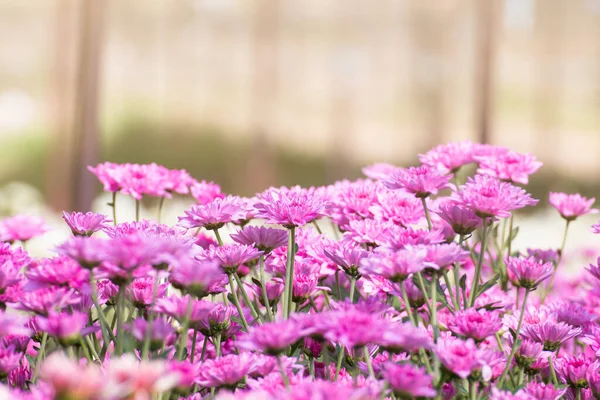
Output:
left=190, top=180, right=225, bottom=204
left=196, top=353, right=256, bottom=389
left=323, top=241, right=369, bottom=278
left=36, top=311, right=92, bottom=346
left=56, top=236, right=107, bottom=270
left=549, top=192, right=597, bottom=221
left=506, top=256, right=553, bottom=290
left=254, top=186, right=329, bottom=228
left=199, top=244, right=263, bottom=275
left=237, top=319, right=309, bottom=355
left=230, top=226, right=288, bottom=253
left=326, top=179, right=383, bottom=229
left=419, top=140, right=481, bottom=172
left=362, top=163, right=397, bottom=180
left=0, top=215, right=48, bottom=243
left=62, top=211, right=112, bottom=236
left=360, top=246, right=428, bottom=283
left=447, top=309, right=503, bottom=342
left=382, top=165, right=452, bottom=198
left=525, top=381, right=567, bottom=400
left=344, top=219, right=398, bottom=247
left=178, top=196, right=253, bottom=231
left=521, top=321, right=582, bottom=352
left=169, top=258, right=224, bottom=299
left=435, top=337, right=485, bottom=379
left=435, top=200, right=482, bottom=235
left=382, top=363, right=437, bottom=398
left=554, top=355, right=594, bottom=388
left=369, top=190, right=424, bottom=227
left=476, top=150, right=542, bottom=185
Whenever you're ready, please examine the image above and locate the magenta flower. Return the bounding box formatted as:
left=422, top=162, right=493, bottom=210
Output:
left=237, top=319, right=308, bottom=355
left=169, top=258, right=224, bottom=298
left=382, top=165, right=452, bottom=198
left=15, top=287, right=79, bottom=315
left=435, top=200, right=482, bottom=235
left=200, top=244, right=263, bottom=275
left=0, top=215, right=48, bottom=243
left=508, top=337, right=549, bottom=368
left=382, top=362, right=437, bottom=398
left=456, top=174, right=538, bottom=218
left=126, top=278, right=167, bottom=308
left=178, top=196, right=252, bottom=231
left=130, top=317, right=173, bottom=349
left=0, top=345, right=22, bottom=379
left=56, top=236, right=107, bottom=270
left=104, top=219, right=182, bottom=238
left=435, top=337, right=483, bottom=379
left=323, top=242, right=369, bottom=278
left=447, top=309, right=503, bottom=342
left=362, top=163, right=397, bottom=180
left=525, top=381, right=567, bottom=400
left=230, top=226, right=288, bottom=253
left=326, top=179, right=382, bottom=229
left=380, top=227, right=445, bottom=252
left=526, top=248, right=559, bottom=264
left=254, top=186, right=329, bottom=228
left=36, top=311, right=91, bottom=346
left=320, top=307, right=390, bottom=349
left=62, top=211, right=112, bottom=236
left=360, top=246, right=428, bottom=283
left=369, top=190, right=424, bottom=227
left=190, top=180, right=225, bottom=204
left=378, top=323, right=433, bottom=353
left=344, top=219, right=398, bottom=247
left=0, top=261, right=21, bottom=295
left=419, top=141, right=480, bottom=172
left=588, top=366, right=600, bottom=398
left=521, top=321, right=582, bottom=351
left=196, top=353, right=256, bottom=389
left=476, top=150, right=542, bottom=185
left=197, top=302, right=236, bottom=336
left=549, top=192, right=597, bottom=221
left=423, top=243, right=470, bottom=269
left=40, top=353, right=103, bottom=399
left=88, top=162, right=125, bottom=192
left=506, top=256, right=553, bottom=290
left=555, top=355, right=594, bottom=388
left=24, top=256, right=88, bottom=291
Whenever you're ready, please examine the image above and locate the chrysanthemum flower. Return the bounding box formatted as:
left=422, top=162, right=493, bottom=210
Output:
left=435, top=200, right=482, bottom=235
left=323, top=242, right=369, bottom=278
left=549, top=192, right=597, bottom=221
left=190, top=180, right=225, bottom=204
left=196, top=353, right=256, bottom=389
left=369, top=190, right=424, bottom=226
left=344, top=219, right=398, bottom=247
left=360, top=246, right=428, bottom=283
left=419, top=141, right=481, bottom=172
left=36, top=311, right=92, bottom=346
left=382, top=165, right=452, bottom=198
left=40, top=353, right=104, bottom=398
left=447, top=309, right=503, bottom=342
left=130, top=317, right=174, bottom=350
left=169, top=258, right=224, bottom=299
left=230, top=226, right=288, bottom=253
left=555, top=355, right=594, bottom=388
left=178, top=196, right=253, bottom=231
left=506, top=256, right=553, bottom=290
left=382, top=363, right=437, bottom=398
left=521, top=321, right=582, bottom=351
left=56, top=236, right=107, bottom=270
left=237, top=319, right=308, bottom=355
left=254, top=186, right=329, bottom=228
left=199, top=244, right=263, bottom=275
left=435, top=337, right=485, bottom=379
left=0, top=215, right=48, bottom=243
left=524, top=381, right=566, bottom=400
left=62, top=211, right=112, bottom=236
left=476, top=150, right=542, bottom=185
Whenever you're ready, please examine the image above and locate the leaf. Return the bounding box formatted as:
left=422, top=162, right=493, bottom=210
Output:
left=509, top=226, right=519, bottom=242
left=227, top=293, right=236, bottom=304
left=477, top=274, right=500, bottom=297
left=251, top=278, right=262, bottom=289
left=509, top=328, right=517, bottom=340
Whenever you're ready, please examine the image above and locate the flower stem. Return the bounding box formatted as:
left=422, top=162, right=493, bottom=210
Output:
left=228, top=273, right=250, bottom=331
left=549, top=355, right=558, bottom=385
left=234, top=272, right=262, bottom=324
left=469, top=381, right=477, bottom=400
left=468, top=219, right=490, bottom=308
left=31, top=332, right=47, bottom=383
left=278, top=355, right=290, bottom=387
left=213, top=228, right=224, bottom=246
left=363, top=346, right=375, bottom=379
left=283, top=226, right=296, bottom=320
left=309, top=356, right=315, bottom=379
left=157, top=196, right=165, bottom=223
left=415, top=272, right=433, bottom=319
left=334, top=346, right=345, bottom=381
left=335, top=270, right=342, bottom=299
left=115, top=286, right=126, bottom=356
left=111, top=191, right=117, bottom=225
left=141, top=274, right=160, bottom=360
left=430, top=272, right=439, bottom=342
left=259, top=255, right=273, bottom=322
left=349, top=276, right=357, bottom=303
left=199, top=335, right=208, bottom=361
left=175, top=297, right=194, bottom=360
left=215, top=332, right=222, bottom=357
left=400, top=281, right=416, bottom=326
left=89, top=274, right=115, bottom=345
left=421, top=197, right=433, bottom=230
left=442, top=269, right=459, bottom=311
left=498, top=289, right=529, bottom=387
left=135, top=198, right=141, bottom=222
left=190, top=330, right=198, bottom=363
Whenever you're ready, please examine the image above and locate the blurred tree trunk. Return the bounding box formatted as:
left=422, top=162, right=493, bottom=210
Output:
left=46, top=0, right=76, bottom=212
left=71, top=0, right=106, bottom=211
left=474, top=0, right=499, bottom=145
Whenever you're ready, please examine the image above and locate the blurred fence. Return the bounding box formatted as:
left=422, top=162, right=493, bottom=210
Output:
left=1, top=0, right=600, bottom=210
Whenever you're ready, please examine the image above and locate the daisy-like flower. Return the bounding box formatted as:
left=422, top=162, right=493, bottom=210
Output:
left=237, top=319, right=308, bottom=355
left=456, top=174, right=538, bottom=218
left=362, top=163, right=397, bottom=180
left=378, top=323, right=433, bottom=353
left=508, top=337, right=550, bottom=369
left=130, top=318, right=174, bottom=350
left=326, top=179, right=382, bottom=229
left=379, top=227, right=445, bottom=252
left=88, top=162, right=124, bottom=192
left=382, top=363, right=437, bottom=398
left=105, top=355, right=179, bottom=398
left=126, top=278, right=167, bottom=308
left=0, top=215, right=48, bottom=243
left=40, top=352, right=104, bottom=398
left=190, top=180, right=225, bottom=204
left=36, top=311, right=92, bottom=346
left=323, top=242, right=369, bottom=278
left=435, top=337, right=485, bottom=379
left=178, top=196, right=253, bottom=231
left=525, top=381, right=567, bottom=400
left=254, top=186, right=329, bottom=228
left=549, top=192, right=597, bottom=221
left=230, top=226, right=288, bottom=253
left=521, top=321, right=582, bottom=351
left=369, top=190, right=424, bottom=227
left=196, top=353, right=256, bottom=389
left=554, top=355, right=594, bottom=388
left=489, top=388, right=534, bottom=400
left=505, top=256, right=553, bottom=290
left=199, top=244, right=263, bottom=275
left=24, top=256, right=88, bottom=291
left=423, top=243, right=470, bottom=270
left=56, top=236, right=107, bottom=270
left=588, top=366, right=600, bottom=398
left=419, top=141, right=481, bottom=172
left=344, top=219, right=398, bottom=247
left=360, top=246, right=428, bottom=283
left=435, top=200, right=482, bottom=235
left=62, top=211, right=112, bottom=236
left=169, top=258, right=224, bottom=299
left=447, top=309, right=503, bottom=342
left=382, top=165, right=452, bottom=198
left=476, top=150, right=542, bottom=185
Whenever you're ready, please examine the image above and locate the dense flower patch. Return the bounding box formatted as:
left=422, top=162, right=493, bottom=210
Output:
left=0, top=142, right=600, bottom=399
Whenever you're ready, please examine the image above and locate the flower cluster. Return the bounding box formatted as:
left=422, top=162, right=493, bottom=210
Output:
left=0, top=142, right=598, bottom=399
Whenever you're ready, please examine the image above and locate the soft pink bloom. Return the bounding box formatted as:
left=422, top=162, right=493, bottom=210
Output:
left=0, top=312, right=30, bottom=338
left=382, top=362, right=436, bottom=398
left=326, top=179, right=382, bottom=229
left=588, top=365, right=600, bottom=398
left=104, top=219, right=182, bottom=239
left=423, top=243, right=470, bottom=269
left=199, top=244, right=263, bottom=275
left=130, top=317, right=173, bottom=349
left=62, top=211, right=111, bottom=236
left=15, top=287, right=80, bottom=315
left=360, top=246, right=428, bottom=283
left=196, top=353, right=256, bottom=389
left=362, top=163, right=397, bottom=180
left=230, top=226, right=288, bottom=253
left=0, top=261, right=22, bottom=294
left=506, top=256, right=553, bottom=290
left=447, top=309, right=503, bottom=342
left=105, top=355, right=179, bottom=397
left=237, top=319, right=308, bottom=355
left=555, top=355, right=594, bottom=388
left=549, top=192, right=597, bottom=221
left=126, top=277, right=167, bottom=308
left=419, top=141, right=481, bottom=172
left=96, top=234, right=155, bottom=284
left=190, top=180, right=225, bottom=204
left=379, top=227, right=445, bottom=252
left=382, top=165, right=452, bottom=198
left=8, top=360, right=31, bottom=389
left=526, top=248, right=559, bottom=264
left=369, top=190, right=424, bottom=227
left=0, top=215, right=48, bottom=243
left=456, top=174, right=538, bottom=218
left=435, top=337, right=485, bottom=379
left=435, top=200, right=482, bottom=235
left=254, top=186, right=329, bottom=228
left=489, top=388, right=534, bottom=400
left=521, top=322, right=582, bottom=351
left=508, top=337, right=550, bottom=368
left=344, top=219, right=398, bottom=247
left=36, top=311, right=91, bottom=346
left=323, top=242, right=369, bottom=278
left=24, top=256, right=88, bottom=291
left=476, top=150, right=542, bottom=184
left=525, top=381, right=567, bottom=400
left=197, top=303, right=237, bottom=336
left=178, top=196, right=253, bottom=231
left=88, top=162, right=125, bottom=192
left=56, top=236, right=107, bottom=270
left=40, top=353, right=103, bottom=398
left=378, top=323, right=433, bottom=353
left=170, top=258, right=224, bottom=298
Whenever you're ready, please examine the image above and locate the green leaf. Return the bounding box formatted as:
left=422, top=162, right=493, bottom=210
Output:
left=251, top=278, right=262, bottom=288
left=477, top=274, right=500, bottom=298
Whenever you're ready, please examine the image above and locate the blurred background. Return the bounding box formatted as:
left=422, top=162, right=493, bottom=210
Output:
left=1, top=0, right=600, bottom=216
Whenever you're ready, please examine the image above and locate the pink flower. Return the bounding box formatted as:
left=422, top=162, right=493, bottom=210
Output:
left=344, top=218, right=398, bottom=247
left=130, top=317, right=173, bottom=349
left=197, top=302, right=236, bottom=336
left=379, top=227, right=445, bottom=252
left=230, top=226, right=288, bottom=253
left=105, top=355, right=179, bottom=397
left=196, top=353, right=256, bottom=389
left=555, top=355, right=594, bottom=388
left=0, top=261, right=22, bottom=295
left=506, top=256, right=553, bottom=290
left=190, top=180, right=225, bottom=204
left=0, top=215, right=48, bottom=243
left=419, top=141, right=481, bottom=172
left=15, top=287, right=80, bottom=315
left=323, top=242, right=369, bottom=278
left=549, top=192, right=597, bottom=221
left=521, top=322, right=582, bottom=351
left=382, top=165, right=452, bottom=198
left=88, top=162, right=124, bottom=192
left=435, top=337, right=484, bottom=379
left=104, top=219, right=182, bottom=238
left=382, top=362, right=437, bottom=398
left=378, top=323, right=433, bottom=353
left=360, top=247, right=428, bottom=283
left=489, top=388, right=534, bottom=400
left=40, top=352, right=103, bottom=399
left=435, top=200, right=482, bottom=235
left=24, top=256, right=88, bottom=291
left=326, top=179, right=382, bottom=229
left=37, top=311, right=91, bottom=346
left=200, top=244, right=263, bottom=275
left=56, top=236, right=107, bottom=270
left=525, top=381, right=567, bottom=400
left=508, top=338, right=550, bottom=368
left=237, top=319, right=308, bottom=355
left=169, top=258, right=224, bottom=298
left=254, top=186, right=329, bottom=228
left=362, top=163, right=397, bottom=180
left=423, top=243, right=470, bottom=269
left=126, top=277, right=167, bottom=308
left=62, top=211, right=111, bottom=236
left=178, top=196, right=253, bottom=231
left=476, top=150, right=542, bottom=184
left=447, top=309, right=503, bottom=342
left=456, top=175, right=538, bottom=218
left=369, top=190, right=424, bottom=227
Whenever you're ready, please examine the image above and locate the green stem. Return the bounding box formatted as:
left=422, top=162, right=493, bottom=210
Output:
left=215, top=332, right=222, bottom=357
left=157, top=196, right=165, bottom=223
left=309, top=356, right=315, bottom=379
left=135, top=198, right=141, bottom=222
left=400, top=281, right=416, bottom=326
left=415, top=272, right=433, bottom=318
left=234, top=272, right=262, bottom=324
left=89, top=274, right=115, bottom=344
left=349, top=276, right=357, bottom=303
left=85, top=336, right=100, bottom=361
left=335, top=270, right=342, bottom=299
left=278, top=355, right=290, bottom=387
left=549, top=355, right=558, bottom=385
left=175, top=297, right=194, bottom=360
left=468, top=219, right=490, bottom=308
left=469, top=381, right=477, bottom=400
left=430, top=272, right=439, bottom=342
left=190, top=330, right=198, bottom=363
left=111, top=191, right=117, bottom=225
left=421, top=197, right=433, bottom=230
left=115, top=286, right=126, bottom=356
left=283, top=227, right=296, bottom=320
left=507, top=215, right=514, bottom=256
left=228, top=273, right=250, bottom=331
left=200, top=335, right=208, bottom=361
left=498, top=289, right=530, bottom=387
left=259, top=255, right=273, bottom=322
left=141, top=274, right=160, bottom=360
left=576, top=388, right=581, bottom=400
left=334, top=346, right=345, bottom=381
left=31, top=332, right=48, bottom=383
left=213, top=228, right=224, bottom=246
left=442, top=269, right=459, bottom=312
left=363, top=346, right=375, bottom=379
left=312, top=220, right=323, bottom=234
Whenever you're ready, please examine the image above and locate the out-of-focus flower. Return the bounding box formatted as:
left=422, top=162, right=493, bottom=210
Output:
left=382, top=165, right=452, bottom=198
left=549, top=192, right=597, bottom=221
left=62, top=211, right=112, bottom=236
left=382, top=362, right=437, bottom=398
left=254, top=186, right=329, bottom=228
left=0, top=215, right=48, bottom=243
